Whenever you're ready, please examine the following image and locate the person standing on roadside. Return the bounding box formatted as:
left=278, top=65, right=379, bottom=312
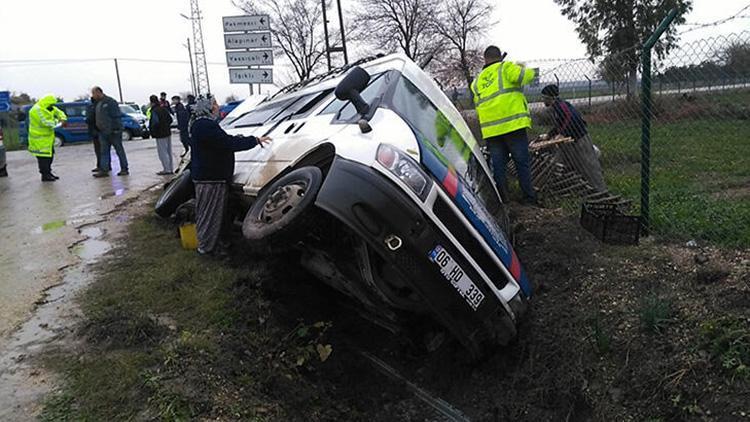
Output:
left=28, top=94, right=66, bottom=182
left=159, top=92, right=172, bottom=114
left=190, top=95, right=271, bottom=256
left=85, top=96, right=102, bottom=172
left=148, top=95, right=174, bottom=175
left=172, top=95, right=191, bottom=155
left=471, top=46, right=537, bottom=205
left=91, top=87, right=129, bottom=178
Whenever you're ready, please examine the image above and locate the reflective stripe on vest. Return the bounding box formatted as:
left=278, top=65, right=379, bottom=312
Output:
left=480, top=112, right=531, bottom=128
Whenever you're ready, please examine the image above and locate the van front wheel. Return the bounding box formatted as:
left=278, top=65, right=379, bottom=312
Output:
left=242, top=166, right=323, bottom=252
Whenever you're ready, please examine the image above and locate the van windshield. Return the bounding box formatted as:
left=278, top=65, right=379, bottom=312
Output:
left=387, top=76, right=502, bottom=215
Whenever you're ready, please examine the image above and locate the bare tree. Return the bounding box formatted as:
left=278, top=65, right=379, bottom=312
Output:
left=352, top=0, right=442, bottom=63
left=233, top=0, right=332, bottom=81
left=432, top=48, right=484, bottom=89
left=433, top=0, right=494, bottom=88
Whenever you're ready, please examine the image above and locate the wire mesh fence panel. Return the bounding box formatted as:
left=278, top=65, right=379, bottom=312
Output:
left=648, top=32, right=750, bottom=247
left=457, top=31, right=750, bottom=248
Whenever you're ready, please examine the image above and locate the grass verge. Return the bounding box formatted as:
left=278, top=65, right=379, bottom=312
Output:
left=39, top=215, right=376, bottom=421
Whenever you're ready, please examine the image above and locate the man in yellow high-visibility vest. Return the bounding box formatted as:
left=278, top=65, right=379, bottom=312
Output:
left=28, top=95, right=67, bottom=182
left=471, top=46, right=537, bottom=204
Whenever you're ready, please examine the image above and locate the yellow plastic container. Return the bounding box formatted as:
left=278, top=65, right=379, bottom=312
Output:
left=179, top=223, right=199, bottom=250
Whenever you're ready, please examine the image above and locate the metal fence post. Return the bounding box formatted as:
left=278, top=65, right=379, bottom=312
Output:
left=640, top=8, right=678, bottom=235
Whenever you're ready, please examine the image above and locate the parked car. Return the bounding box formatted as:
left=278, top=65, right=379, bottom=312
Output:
left=0, top=121, right=6, bottom=177
left=156, top=54, right=532, bottom=358
left=218, top=100, right=243, bottom=121
left=19, top=101, right=149, bottom=146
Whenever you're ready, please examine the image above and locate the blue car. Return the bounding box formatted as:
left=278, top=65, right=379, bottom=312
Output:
left=19, top=101, right=149, bottom=147
left=218, top=100, right=243, bottom=121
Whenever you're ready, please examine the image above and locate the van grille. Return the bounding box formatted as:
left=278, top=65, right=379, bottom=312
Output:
left=432, top=197, right=509, bottom=291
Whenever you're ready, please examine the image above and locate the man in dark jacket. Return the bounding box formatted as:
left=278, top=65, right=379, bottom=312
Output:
left=190, top=95, right=271, bottom=255
left=85, top=97, right=101, bottom=172
left=148, top=95, right=174, bottom=175
left=172, top=95, right=191, bottom=154
left=91, top=87, right=129, bottom=177
left=542, top=84, right=606, bottom=192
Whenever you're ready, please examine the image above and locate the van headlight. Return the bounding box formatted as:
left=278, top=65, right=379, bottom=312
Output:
left=376, top=144, right=430, bottom=199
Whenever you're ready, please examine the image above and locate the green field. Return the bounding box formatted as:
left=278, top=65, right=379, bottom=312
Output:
left=589, top=118, right=750, bottom=247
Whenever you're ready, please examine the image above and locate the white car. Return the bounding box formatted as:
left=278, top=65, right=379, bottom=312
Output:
left=157, top=54, right=532, bottom=357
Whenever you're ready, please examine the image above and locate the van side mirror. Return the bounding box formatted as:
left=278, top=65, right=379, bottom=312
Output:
left=335, top=66, right=371, bottom=116
left=17, top=112, right=26, bottom=122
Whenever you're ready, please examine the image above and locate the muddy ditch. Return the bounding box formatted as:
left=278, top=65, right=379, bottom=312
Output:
left=36, top=198, right=750, bottom=421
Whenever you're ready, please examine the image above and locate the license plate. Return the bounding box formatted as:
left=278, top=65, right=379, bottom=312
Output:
left=429, top=245, right=485, bottom=311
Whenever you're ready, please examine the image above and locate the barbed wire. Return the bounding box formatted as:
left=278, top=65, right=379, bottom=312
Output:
left=679, top=2, right=750, bottom=35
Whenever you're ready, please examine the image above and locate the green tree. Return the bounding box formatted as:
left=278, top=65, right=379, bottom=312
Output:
left=555, top=0, right=692, bottom=94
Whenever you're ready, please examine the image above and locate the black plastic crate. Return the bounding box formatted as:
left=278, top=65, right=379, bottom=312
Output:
left=580, top=203, right=640, bottom=245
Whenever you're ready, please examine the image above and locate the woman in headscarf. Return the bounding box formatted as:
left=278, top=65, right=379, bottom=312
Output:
left=189, top=95, right=271, bottom=256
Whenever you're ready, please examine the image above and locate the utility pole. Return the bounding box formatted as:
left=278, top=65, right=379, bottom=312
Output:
left=113, top=58, right=123, bottom=102
left=185, top=38, right=197, bottom=95
left=185, top=0, right=211, bottom=95
left=335, top=0, right=348, bottom=64
left=321, top=0, right=332, bottom=71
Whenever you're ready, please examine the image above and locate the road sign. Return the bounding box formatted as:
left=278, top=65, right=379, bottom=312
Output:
left=0, top=103, right=10, bottom=113
left=223, top=15, right=271, bottom=32
left=226, top=50, right=274, bottom=67
left=229, top=68, right=274, bottom=84
left=224, top=32, right=272, bottom=50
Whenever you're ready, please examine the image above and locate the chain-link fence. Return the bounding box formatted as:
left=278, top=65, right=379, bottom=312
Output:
left=459, top=31, right=750, bottom=248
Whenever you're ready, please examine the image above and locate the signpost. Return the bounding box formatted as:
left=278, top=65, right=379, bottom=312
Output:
left=223, top=15, right=271, bottom=32
left=229, top=68, right=274, bottom=84
left=224, top=33, right=272, bottom=49
left=226, top=50, right=274, bottom=67
left=0, top=92, right=10, bottom=113
left=223, top=14, right=274, bottom=94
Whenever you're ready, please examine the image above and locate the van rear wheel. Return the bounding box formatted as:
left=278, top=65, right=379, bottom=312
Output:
left=242, top=167, right=323, bottom=252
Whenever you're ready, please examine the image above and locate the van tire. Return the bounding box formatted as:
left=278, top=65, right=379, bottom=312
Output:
left=155, top=170, right=195, bottom=218
left=242, top=167, right=323, bottom=252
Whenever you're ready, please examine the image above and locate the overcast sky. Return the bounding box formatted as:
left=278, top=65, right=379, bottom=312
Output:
left=0, top=0, right=747, bottom=105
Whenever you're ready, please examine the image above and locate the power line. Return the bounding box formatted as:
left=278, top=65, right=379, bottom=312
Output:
left=0, top=57, right=229, bottom=68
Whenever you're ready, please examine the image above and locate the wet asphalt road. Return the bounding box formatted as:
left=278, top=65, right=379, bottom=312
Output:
left=0, top=136, right=183, bottom=341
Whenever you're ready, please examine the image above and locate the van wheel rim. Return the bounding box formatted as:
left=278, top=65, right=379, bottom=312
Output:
left=259, top=181, right=308, bottom=224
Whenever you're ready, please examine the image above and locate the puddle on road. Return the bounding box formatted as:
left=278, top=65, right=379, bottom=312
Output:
left=99, top=188, right=127, bottom=200
left=0, top=225, right=112, bottom=420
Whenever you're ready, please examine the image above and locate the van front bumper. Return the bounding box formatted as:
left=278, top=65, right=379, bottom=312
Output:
left=315, top=156, right=526, bottom=356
